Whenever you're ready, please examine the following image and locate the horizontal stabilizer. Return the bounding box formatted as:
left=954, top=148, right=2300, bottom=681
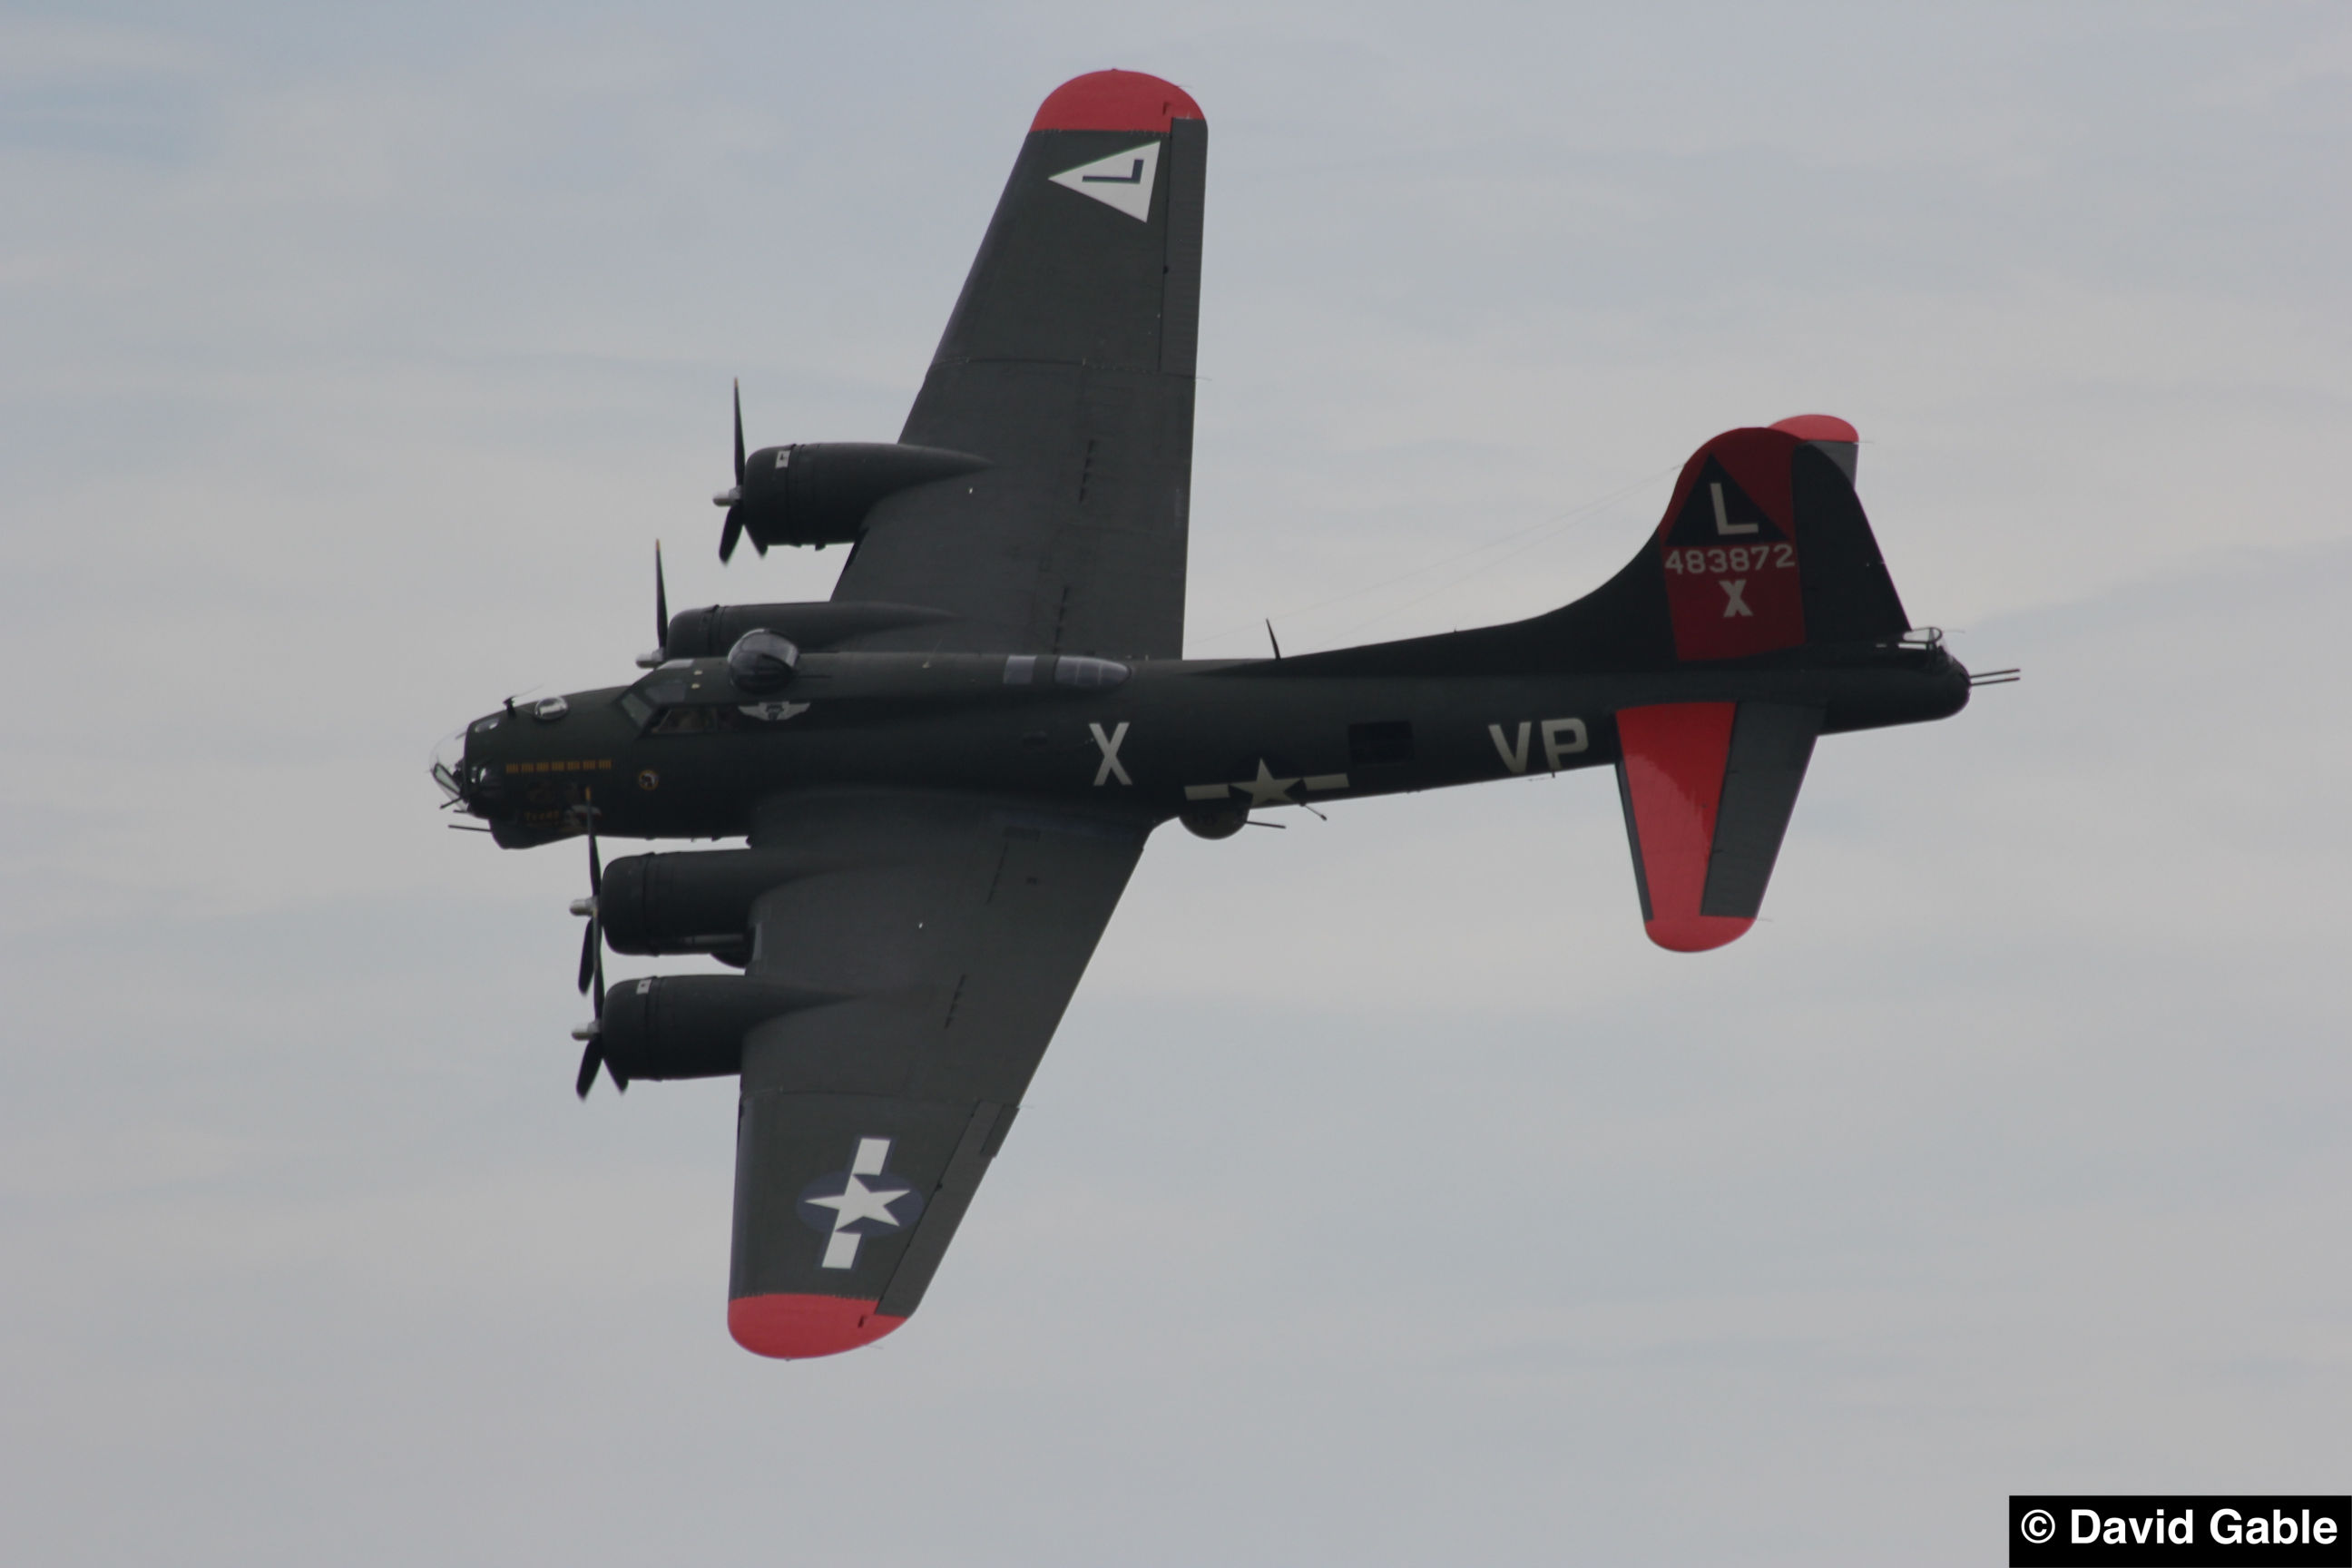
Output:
left=1615, top=701, right=1822, bottom=952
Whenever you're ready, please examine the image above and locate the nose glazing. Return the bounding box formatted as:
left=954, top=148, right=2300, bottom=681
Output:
left=433, top=711, right=513, bottom=809
left=430, top=726, right=470, bottom=801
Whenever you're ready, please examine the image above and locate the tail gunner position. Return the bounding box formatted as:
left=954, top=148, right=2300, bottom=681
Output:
left=432, top=71, right=1987, bottom=1361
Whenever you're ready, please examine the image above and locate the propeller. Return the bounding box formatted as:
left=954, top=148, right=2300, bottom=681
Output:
left=573, top=802, right=603, bottom=994
left=569, top=790, right=626, bottom=1098
left=717, top=379, right=748, bottom=563
left=573, top=985, right=606, bottom=1098
left=634, top=542, right=673, bottom=669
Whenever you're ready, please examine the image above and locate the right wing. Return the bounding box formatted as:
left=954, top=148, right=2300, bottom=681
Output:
left=723, top=790, right=1147, bottom=1357
left=826, top=71, right=1208, bottom=660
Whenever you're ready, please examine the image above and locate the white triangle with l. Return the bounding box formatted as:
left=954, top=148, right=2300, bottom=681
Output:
left=1048, top=141, right=1161, bottom=221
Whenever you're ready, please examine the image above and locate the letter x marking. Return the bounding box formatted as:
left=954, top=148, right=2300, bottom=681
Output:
left=1720, top=578, right=1753, bottom=617
left=1090, top=721, right=1132, bottom=786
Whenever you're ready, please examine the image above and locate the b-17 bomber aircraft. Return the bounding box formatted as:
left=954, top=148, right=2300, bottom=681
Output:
left=433, top=70, right=1992, bottom=1360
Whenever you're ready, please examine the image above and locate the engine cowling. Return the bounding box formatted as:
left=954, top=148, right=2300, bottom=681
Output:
left=597, top=975, right=820, bottom=1083
left=731, top=442, right=986, bottom=549
left=661, top=599, right=954, bottom=659
left=598, top=849, right=809, bottom=962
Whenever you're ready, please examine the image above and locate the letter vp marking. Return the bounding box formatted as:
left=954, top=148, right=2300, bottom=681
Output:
left=1489, top=722, right=1532, bottom=774
left=1492, top=719, right=1587, bottom=775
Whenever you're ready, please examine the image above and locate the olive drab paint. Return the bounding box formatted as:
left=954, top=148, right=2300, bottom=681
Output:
left=435, top=70, right=1975, bottom=1362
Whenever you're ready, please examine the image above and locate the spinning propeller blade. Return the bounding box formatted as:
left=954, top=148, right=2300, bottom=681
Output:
left=571, top=790, right=623, bottom=1098
left=714, top=379, right=766, bottom=562
left=719, top=380, right=747, bottom=563
left=574, top=799, right=603, bottom=995
left=573, top=946, right=617, bottom=1099
left=574, top=1033, right=603, bottom=1099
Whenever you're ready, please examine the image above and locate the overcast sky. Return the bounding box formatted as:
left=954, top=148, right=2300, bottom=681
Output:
left=5, top=4, right=2348, bottom=1563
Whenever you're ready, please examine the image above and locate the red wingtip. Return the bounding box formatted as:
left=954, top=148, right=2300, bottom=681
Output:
left=1643, top=914, right=1755, bottom=953
left=729, top=1294, right=906, bottom=1360
left=1031, top=70, right=1204, bottom=132
left=1769, top=414, right=1858, bottom=444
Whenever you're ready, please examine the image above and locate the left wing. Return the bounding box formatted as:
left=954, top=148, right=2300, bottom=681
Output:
left=825, top=70, right=1209, bottom=659
left=722, top=790, right=1147, bottom=1357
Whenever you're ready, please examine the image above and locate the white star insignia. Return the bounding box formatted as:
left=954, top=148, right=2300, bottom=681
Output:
left=1230, top=759, right=1300, bottom=807
left=805, top=1173, right=913, bottom=1230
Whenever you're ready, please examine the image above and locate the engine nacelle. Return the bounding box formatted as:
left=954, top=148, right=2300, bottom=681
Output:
left=734, top=441, right=986, bottom=548
left=597, top=975, right=818, bottom=1083
left=660, top=599, right=953, bottom=659
left=598, top=849, right=808, bottom=962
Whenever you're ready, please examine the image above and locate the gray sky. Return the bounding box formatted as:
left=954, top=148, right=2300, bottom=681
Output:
left=4, top=4, right=2347, bottom=1563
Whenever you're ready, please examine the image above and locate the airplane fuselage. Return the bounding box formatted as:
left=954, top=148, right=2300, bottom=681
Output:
left=451, top=640, right=1967, bottom=848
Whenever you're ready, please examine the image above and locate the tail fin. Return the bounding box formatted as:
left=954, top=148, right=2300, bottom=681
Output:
left=1272, top=416, right=1922, bottom=952
left=1283, top=416, right=1910, bottom=677
left=1547, top=414, right=1909, bottom=670
left=1602, top=416, right=1896, bottom=949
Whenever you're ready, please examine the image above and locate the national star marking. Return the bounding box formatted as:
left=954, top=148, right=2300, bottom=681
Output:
left=805, top=1173, right=913, bottom=1230
left=1231, top=759, right=1300, bottom=807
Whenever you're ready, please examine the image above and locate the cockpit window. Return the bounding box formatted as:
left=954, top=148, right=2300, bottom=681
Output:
left=646, top=704, right=761, bottom=736
left=1054, top=656, right=1131, bottom=689
left=618, top=692, right=653, bottom=727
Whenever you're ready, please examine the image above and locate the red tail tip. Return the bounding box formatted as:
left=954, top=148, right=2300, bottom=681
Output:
left=1643, top=914, right=1755, bottom=953
left=1032, top=70, right=1204, bottom=132
left=1769, top=414, right=1858, bottom=444
left=729, top=1294, right=906, bottom=1359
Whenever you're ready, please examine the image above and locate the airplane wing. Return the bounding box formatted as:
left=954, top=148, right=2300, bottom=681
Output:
left=723, top=790, right=1148, bottom=1357
left=826, top=70, right=1208, bottom=660
left=721, top=71, right=1202, bottom=1357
